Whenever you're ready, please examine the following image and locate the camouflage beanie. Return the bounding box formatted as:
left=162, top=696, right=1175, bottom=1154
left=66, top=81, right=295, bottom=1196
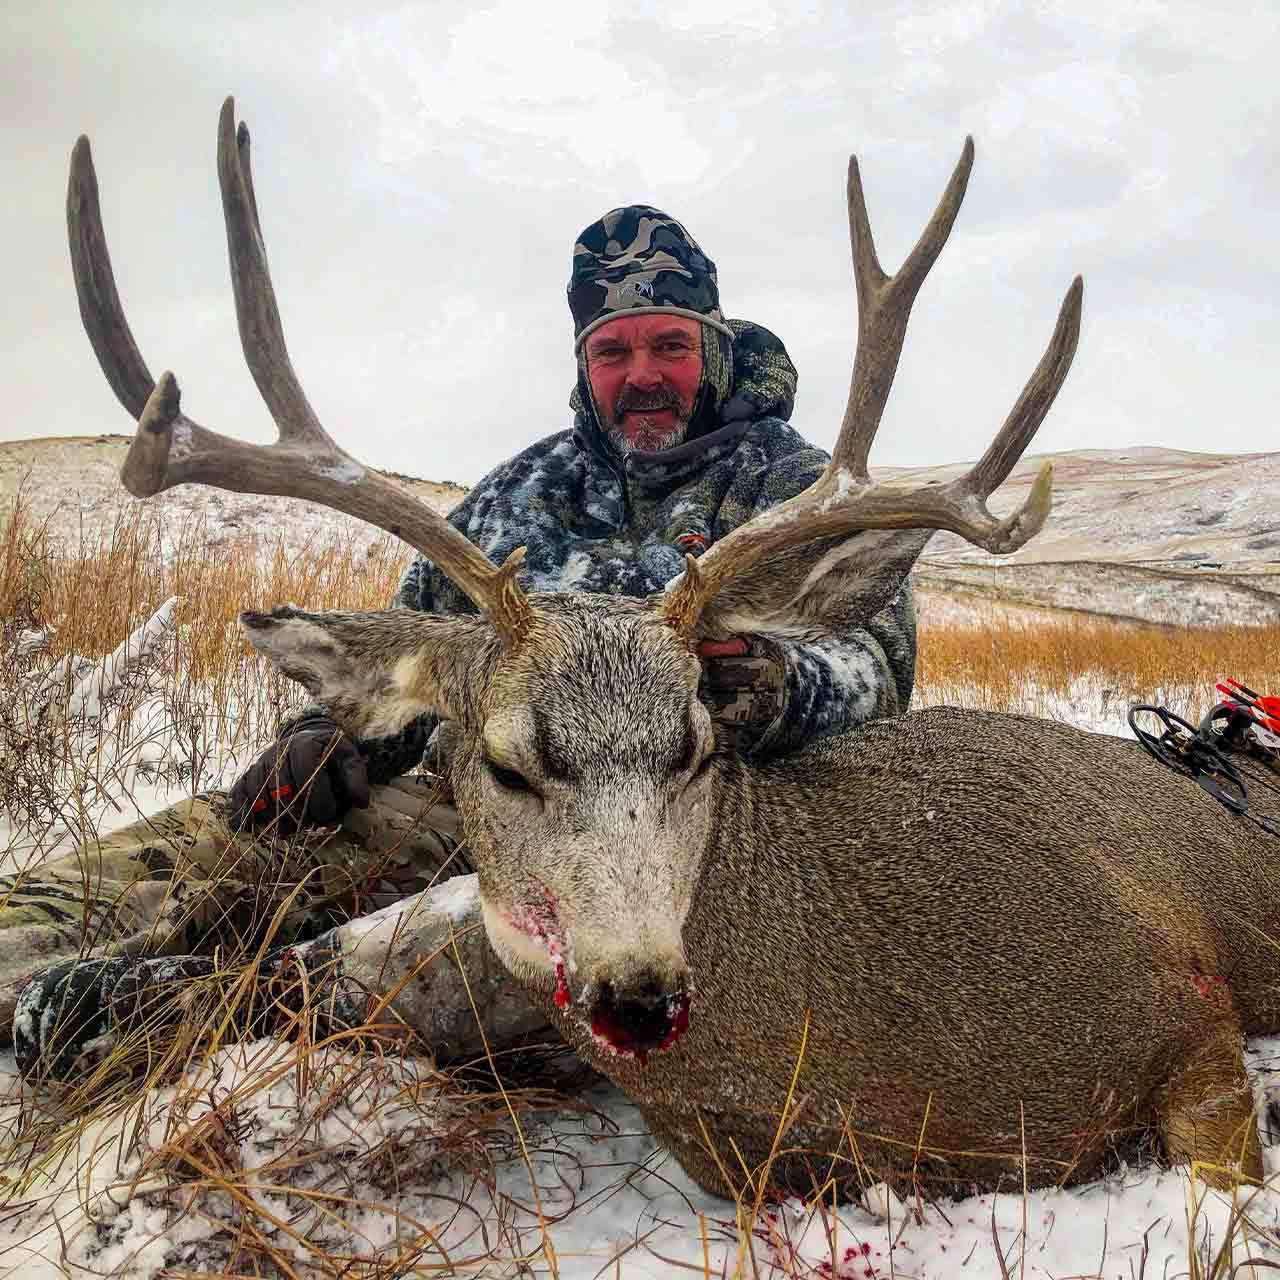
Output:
left=568, top=205, right=735, bottom=348
left=568, top=205, right=735, bottom=444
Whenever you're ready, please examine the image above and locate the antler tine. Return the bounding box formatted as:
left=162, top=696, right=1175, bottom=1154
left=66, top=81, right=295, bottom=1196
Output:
left=234, top=117, right=263, bottom=237
left=660, top=140, right=1082, bottom=639
left=839, top=138, right=974, bottom=481
left=72, top=102, right=533, bottom=650
left=67, top=135, right=155, bottom=418
left=967, top=275, right=1083, bottom=499
left=217, top=97, right=333, bottom=448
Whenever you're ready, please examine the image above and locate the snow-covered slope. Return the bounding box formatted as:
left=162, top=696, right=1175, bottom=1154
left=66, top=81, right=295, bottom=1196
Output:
left=0, top=435, right=466, bottom=558
left=5, top=436, right=1277, bottom=625
left=882, top=446, right=1278, bottom=570
left=881, top=445, right=1280, bottom=625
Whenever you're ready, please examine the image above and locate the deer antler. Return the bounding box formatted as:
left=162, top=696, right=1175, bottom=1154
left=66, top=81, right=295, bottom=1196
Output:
left=68, top=97, right=533, bottom=650
left=660, top=138, right=1082, bottom=637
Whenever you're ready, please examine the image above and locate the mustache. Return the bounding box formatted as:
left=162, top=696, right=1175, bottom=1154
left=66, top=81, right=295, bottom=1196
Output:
left=613, top=385, right=685, bottom=416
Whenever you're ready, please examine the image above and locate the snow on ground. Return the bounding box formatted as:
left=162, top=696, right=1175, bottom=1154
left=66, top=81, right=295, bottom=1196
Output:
left=3, top=666, right=1280, bottom=1276
left=6, top=1038, right=1280, bottom=1278
left=888, top=445, right=1280, bottom=627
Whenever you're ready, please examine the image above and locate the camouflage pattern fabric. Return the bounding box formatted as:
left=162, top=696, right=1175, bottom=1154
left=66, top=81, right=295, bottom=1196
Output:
left=566, top=204, right=733, bottom=348
left=698, top=639, right=788, bottom=751
left=11, top=871, right=547, bottom=1084
left=1, top=777, right=479, bottom=1063
left=386, top=317, right=919, bottom=774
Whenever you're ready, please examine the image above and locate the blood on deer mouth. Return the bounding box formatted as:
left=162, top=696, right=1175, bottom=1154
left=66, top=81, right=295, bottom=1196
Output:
left=589, top=985, right=692, bottom=1067
left=500, top=892, right=692, bottom=1062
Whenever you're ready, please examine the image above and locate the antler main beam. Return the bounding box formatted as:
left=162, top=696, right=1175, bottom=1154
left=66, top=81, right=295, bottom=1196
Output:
left=68, top=98, right=532, bottom=649
left=661, top=139, right=1083, bottom=637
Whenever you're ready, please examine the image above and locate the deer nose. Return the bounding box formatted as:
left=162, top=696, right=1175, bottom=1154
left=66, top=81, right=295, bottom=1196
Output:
left=590, top=971, right=691, bottom=1062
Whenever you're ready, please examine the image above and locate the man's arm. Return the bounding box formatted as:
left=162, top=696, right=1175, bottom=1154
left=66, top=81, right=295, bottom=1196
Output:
left=699, top=430, right=922, bottom=759
left=760, top=586, right=916, bottom=757
left=699, top=585, right=917, bottom=759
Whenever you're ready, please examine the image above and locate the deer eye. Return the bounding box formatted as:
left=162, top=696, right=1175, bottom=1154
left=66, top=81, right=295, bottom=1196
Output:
left=485, top=758, right=537, bottom=794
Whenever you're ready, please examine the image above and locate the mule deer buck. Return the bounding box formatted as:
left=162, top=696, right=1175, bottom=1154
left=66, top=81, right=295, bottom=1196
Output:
left=68, top=98, right=1280, bottom=1197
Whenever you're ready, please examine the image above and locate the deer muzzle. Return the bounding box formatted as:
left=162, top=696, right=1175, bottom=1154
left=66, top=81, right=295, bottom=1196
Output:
left=587, top=968, right=693, bottom=1065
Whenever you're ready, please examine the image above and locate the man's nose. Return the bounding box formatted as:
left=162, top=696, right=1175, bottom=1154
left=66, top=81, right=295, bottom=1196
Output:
left=624, top=348, right=665, bottom=386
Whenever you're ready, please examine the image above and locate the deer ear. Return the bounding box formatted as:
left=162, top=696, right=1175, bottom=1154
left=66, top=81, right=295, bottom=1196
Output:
left=688, top=528, right=933, bottom=639
left=240, top=607, right=346, bottom=698
left=239, top=606, right=496, bottom=737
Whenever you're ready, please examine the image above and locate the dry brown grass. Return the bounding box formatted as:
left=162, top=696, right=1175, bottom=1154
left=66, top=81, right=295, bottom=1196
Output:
left=0, top=486, right=410, bottom=732
left=0, top=491, right=413, bottom=852
left=917, top=609, right=1280, bottom=722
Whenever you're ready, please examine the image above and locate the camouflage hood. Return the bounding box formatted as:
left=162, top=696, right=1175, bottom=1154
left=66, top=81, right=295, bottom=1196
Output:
left=568, top=204, right=743, bottom=444
left=567, top=204, right=732, bottom=349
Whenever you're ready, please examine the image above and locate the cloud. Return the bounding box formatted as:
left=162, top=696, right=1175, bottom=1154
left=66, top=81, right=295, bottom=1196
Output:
left=331, top=2, right=711, bottom=186
left=2, top=0, right=1278, bottom=486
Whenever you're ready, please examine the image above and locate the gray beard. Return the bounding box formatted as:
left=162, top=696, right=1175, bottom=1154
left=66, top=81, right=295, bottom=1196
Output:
left=605, top=412, right=691, bottom=454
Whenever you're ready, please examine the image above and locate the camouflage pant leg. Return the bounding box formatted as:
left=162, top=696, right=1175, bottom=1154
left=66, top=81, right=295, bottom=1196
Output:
left=0, top=776, right=467, bottom=1046
left=0, top=796, right=248, bottom=1018
left=13, top=852, right=550, bottom=1083
left=292, top=873, right=549, bottom=1065
left=304, top=775, right=468, bottom=922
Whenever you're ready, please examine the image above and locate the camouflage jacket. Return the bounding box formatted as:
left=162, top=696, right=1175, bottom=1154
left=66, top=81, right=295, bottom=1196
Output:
left=358, top=321, right=916, bottom=784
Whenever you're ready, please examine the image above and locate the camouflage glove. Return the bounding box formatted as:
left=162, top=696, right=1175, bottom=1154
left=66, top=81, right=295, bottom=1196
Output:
left=13, top=946, right=344, bottom=1082
left=697, top=637, right=787, bottom=750
left=228, top=713, right=371, bottom=832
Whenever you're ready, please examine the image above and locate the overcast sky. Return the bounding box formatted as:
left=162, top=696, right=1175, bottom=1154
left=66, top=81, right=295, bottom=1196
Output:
left=4, top=1, right=1277, bottom=484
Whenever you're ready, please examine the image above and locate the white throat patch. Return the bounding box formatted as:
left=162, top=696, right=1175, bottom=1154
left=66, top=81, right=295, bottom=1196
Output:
left=481, top=896, right=560, bottom=976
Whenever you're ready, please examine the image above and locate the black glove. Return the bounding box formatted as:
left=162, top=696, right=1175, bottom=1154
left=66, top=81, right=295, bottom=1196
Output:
left=228, top=714, right=371, bottom=832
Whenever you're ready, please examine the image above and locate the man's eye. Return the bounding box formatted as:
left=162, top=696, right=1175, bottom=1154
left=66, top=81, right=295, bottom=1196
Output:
left=486, top=759, right=535, bottom=793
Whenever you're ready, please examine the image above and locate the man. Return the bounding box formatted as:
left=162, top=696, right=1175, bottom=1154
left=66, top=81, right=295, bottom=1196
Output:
left=5, top=206, right=916, bottom=1078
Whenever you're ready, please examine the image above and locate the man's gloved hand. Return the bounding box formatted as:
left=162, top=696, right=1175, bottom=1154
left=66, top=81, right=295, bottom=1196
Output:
left=697, top=636, right=787, bottom=750
left=228, top=714, right=371, bottom=832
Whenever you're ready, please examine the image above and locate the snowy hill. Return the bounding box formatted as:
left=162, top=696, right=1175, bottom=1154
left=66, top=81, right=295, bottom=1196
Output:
left=3, top=436, right=1276, bottom=626
left=886, top=445, right=1280, bottom=626
left=0, top=435, right=466, bottom=558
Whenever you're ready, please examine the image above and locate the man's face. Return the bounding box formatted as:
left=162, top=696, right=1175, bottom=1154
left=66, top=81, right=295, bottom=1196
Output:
left=583, top=314, right=704, bottom=452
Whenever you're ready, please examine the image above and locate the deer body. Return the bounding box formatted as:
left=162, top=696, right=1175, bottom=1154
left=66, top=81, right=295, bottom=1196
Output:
left=439, top=627, right=1279, bottom=1194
